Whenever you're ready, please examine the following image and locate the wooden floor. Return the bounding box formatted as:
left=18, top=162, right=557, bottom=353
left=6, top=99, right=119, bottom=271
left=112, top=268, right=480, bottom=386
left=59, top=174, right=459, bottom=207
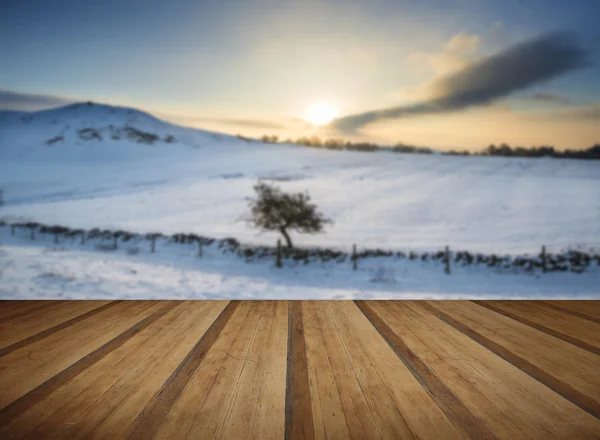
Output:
left=0, top=300, right=599, bottom=439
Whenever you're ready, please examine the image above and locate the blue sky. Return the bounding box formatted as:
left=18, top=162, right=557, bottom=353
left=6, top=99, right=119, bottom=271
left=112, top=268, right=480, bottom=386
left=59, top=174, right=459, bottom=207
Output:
left=1, top=0, right=599, bottom=148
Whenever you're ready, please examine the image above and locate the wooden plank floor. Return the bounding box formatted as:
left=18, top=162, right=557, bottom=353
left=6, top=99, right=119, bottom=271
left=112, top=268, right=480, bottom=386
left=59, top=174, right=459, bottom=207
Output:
left=0, top=300, right=599, bottom=439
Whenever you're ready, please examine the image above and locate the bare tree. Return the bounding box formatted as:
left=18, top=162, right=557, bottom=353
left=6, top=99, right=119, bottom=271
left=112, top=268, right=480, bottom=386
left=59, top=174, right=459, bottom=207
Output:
left=247, top=182, right=331, bottom=248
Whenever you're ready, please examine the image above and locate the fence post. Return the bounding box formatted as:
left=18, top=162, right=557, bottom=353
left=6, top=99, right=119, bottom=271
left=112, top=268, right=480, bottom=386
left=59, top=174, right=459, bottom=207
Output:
left=197, top=240, right=203, bottom=257
left=54, top=233, right=59, bottom=244
left=11, top=225, right=15, bottom=235
left=113, top=235, right=118, bottom=250
left=30, top=227, right=35, bottom=240
left=276, top=239, right=282, bottom=268
left=81, top=231, right=86, bottom=245
left=541, top=245, right=547, bottom=273
left=352, top=244, right=358, bottom=271
left=445, top=245, right=451, bottom=274
left=151, top=236, right=156, bottom=253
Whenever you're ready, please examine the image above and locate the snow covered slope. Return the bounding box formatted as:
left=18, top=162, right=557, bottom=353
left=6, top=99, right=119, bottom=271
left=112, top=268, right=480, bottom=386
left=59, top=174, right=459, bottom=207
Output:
left=1, top=102, right=599, bottom=256
left=0, top=101, right=231, bottom=162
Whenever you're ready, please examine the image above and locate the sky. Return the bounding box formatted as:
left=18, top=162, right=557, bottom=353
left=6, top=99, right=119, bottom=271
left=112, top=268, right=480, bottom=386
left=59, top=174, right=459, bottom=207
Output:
left=1, top=0, right=599, bottom=150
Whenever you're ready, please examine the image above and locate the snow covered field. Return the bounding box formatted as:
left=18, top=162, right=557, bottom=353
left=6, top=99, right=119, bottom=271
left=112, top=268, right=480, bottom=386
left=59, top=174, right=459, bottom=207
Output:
left=1, top=230, right=599, bottom=299
left=1, top=103, right=599, bottom=298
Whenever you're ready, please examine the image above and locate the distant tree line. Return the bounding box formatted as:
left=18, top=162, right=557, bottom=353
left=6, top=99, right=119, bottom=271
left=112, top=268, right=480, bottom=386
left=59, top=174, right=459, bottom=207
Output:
left=237, top=133, right=600, bottom=160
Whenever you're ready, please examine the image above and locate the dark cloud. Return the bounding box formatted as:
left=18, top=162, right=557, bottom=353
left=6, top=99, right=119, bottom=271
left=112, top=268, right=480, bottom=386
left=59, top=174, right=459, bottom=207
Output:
left=527, top=93, right=571, bottom=105
left=331, top=32, right=590, bottom=133
left=0, top=89, right=72, bottom=111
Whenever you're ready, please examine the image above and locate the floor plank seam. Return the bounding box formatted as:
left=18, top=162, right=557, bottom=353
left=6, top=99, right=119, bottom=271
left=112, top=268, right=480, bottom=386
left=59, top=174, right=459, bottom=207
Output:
left=285, top=301, right=315, bottom=440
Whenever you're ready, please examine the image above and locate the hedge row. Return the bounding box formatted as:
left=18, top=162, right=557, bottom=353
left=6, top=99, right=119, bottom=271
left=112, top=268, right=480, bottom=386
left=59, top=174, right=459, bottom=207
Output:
left=2, top=220, right=599, bottom=274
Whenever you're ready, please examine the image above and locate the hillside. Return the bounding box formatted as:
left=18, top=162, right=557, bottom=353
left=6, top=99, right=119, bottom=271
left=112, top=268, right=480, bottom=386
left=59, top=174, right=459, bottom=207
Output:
left=0, top=102, right=599, bottom=256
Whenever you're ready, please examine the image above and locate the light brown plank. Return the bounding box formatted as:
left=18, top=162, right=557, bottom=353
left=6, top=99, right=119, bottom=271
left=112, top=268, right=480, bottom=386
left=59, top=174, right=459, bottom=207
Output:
left=357, top=301, right=492, bottom=440
left=543, top=301, right=600, bottom=321
left=0, top=301, right=186, bottom=438
left=150, top=301, right=254, bottom=440
left=51, top=301, right=228, bottom=440
left=421, top=301, right=600, bottom=417
left=0, top=301, right=65, bottom=322
left=0, top=301, right=175, bottom=424
left=219, top=301, right=288, bottom=440
left=125, top=300, right=239, bottom=440
left=475, top=301, right=600, bottom=354
left=0, top=301, right=119, bottom=357
left=539, top=301, right=600, bottom=324
left=369, top=301, right=600, bottom=440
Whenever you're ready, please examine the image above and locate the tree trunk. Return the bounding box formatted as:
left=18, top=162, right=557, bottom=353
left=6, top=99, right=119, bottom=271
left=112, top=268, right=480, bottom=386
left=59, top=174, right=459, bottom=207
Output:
left=279, top=227, right=293, bottom=248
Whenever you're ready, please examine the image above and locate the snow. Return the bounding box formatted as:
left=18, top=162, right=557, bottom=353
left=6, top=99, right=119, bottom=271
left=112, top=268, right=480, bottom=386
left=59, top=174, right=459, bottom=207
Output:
left=1, top=230, right=598, bottom=299
left=1, top=102, right=599, bottom=298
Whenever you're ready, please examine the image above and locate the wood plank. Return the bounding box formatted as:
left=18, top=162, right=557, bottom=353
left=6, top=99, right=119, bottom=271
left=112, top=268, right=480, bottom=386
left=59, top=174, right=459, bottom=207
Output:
left=369, top=301, right=600, bottom=440
left=331, top=301, right=467, bottom=440
left=303, top=301, right=353, bottom=440
left=0, top=301, right=119, bottom=357
left=125, top=300, right=240, bottom=440
left=0, top=301, right=193, bottom=439
left=0, top=301, right=65, bottom=322
left=356, top=300, right=494, bottom=440
left=285, top=301, right=315, bottom=440
left=0, top=301, right=164, bottom=408
left=219, top=301, right=288, bottom=440
left=474, top=301, right=600, bottom=355
left=183, top=301, right=266, bottom=439
left=539, top=301, right=600, bottom=324
left=49, top=301, right=228, bottom=440
left=0, top=301, right=178, bottom=425
left=543, top=301, right=600, bottom=321
left=421, top=301, right=600, bottom=418
left=150, top=301, right=253, bottom=440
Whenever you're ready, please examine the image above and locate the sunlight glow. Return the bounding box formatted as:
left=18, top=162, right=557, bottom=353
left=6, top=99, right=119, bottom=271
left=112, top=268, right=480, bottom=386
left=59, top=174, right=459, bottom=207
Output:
left=304, top=100, right=339, bottom=126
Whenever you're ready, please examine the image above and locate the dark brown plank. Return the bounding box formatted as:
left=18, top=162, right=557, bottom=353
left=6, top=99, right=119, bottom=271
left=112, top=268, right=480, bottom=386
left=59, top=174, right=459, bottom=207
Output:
left=285, top=301, right=315, bottom=440
left=0, top=301, right=122, bottom=358
left=126, top=300, right=240, bottom=440
left=355, top=300, right=495, bottom=440
left=474, top=301, right=600, bottom=355
left=0, top=301, right=181, bottom=427
left=420, top=301, right=600, bottom=418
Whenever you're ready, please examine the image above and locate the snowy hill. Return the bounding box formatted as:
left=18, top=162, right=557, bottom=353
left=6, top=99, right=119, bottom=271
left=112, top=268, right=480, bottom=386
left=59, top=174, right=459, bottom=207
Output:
left=0, top=101, right=233, bottom=162
left=1, top=102, right=599, bottom=254
left=1, top=102, right=599, bottom=298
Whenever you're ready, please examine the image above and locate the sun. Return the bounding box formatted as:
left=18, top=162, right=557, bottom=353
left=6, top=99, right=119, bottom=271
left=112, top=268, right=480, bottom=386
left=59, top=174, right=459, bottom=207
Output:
left=304, top=100, right=339, bottom=126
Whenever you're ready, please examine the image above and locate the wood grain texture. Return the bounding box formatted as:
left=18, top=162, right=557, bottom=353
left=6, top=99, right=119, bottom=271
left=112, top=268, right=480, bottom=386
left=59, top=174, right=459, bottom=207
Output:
left=0, top=300, right=599, bottom=440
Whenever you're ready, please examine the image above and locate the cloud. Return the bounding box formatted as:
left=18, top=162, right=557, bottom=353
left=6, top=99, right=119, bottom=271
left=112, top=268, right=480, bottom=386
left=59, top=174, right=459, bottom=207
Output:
left=409, top=32, right=481, bottom=75
left=331, top=32, right=590, bottom=133
left=0, top=89, right=73, bottom=111
left=525, top=93, right=571, bottom=105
